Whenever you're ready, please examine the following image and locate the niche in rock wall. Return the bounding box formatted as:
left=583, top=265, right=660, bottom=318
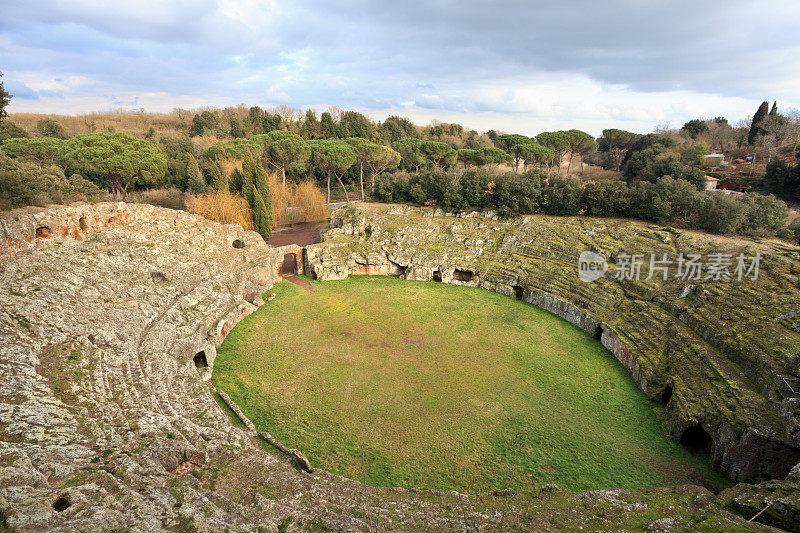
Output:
left=453, top=269, right=473, bottom=282
left=661, top=385, right=673, bottom=405
left=35, top=226, right=52, bottom=239
left=53, top=496, right=71, bottom=512
left=432, top=269, right=442, bottom=282
left=232, top=239, right=245, bottom=249
left=680, top=425, right=713, bottom=454
left=388, top=260, right=407, bottom=276
left=79, top=217, right=88, bottom=231
left=512, top=285, right=524, bottom=301
left=193, top=351, right=208, bottom=369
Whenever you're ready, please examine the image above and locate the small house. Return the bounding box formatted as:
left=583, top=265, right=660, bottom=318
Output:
left=704, top=175, right=719, bottom=190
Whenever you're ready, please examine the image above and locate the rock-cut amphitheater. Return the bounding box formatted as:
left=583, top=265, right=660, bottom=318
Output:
left=1, top=201, right=799, bottom=532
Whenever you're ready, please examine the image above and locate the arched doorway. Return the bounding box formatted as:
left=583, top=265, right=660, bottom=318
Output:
left=282, top=253, right=298, bottom=275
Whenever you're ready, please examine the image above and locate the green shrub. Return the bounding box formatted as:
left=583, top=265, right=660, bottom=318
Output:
left=737, top=194, right=789, bottom=237
left=786, top=219, right=800, bottom=245
left=0, top=151, right=106, bottom=210
left=459, top=168, right=493, bottom=208
left=690, top=193, right=748, bottom=234
left=489, top=172, right=543, bottom=216
left=36, top=118, right=68, bottom=139
left=0, top=120, right=29, bottom=141
left=542, top=176, right=582, bottom=216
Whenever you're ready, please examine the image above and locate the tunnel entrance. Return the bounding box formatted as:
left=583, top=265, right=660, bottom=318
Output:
left=512, top=285, right=524, bottom=301
left=193, top=351, right=208, bottom=369
left=432, top=269, right=442, bottom=282
left=282, top=253, right=298, bottom=275
left=680, top=425, right=713, bottom=454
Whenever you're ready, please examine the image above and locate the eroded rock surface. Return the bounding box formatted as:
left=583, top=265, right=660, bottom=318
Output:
left=0, top=202, right=793, bottom=532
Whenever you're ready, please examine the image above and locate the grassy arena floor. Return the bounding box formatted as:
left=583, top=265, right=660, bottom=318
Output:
left=213, top=276, right=728, bottom=493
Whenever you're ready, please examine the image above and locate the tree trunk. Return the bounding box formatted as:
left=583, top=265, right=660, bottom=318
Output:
left=336, top=174, right=350, bottom=202
left=327, top=174, right=331, bottom=204
left=567, top=153, right=573, bottom=173
left=359, top=162, right=364, bottom=201
left=580, top=159, right=584, bottom=175
left=282, top=166, right=286, bottom=186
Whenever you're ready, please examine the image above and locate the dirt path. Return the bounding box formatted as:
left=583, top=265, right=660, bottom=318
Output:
left=284, top=274, right=313, bottom=292
left=269, top=222, right=324, bottom=247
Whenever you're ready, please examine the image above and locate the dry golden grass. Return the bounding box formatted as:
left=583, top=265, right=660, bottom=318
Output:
left=8, top=110, right=188, bottom=138
left=219, top=157, right=242, bottom=177
left=579, top=165, right=625, bottom=182
left=294, top=181, right=329, bottom=222
left=269, top=175, right=328, bottom=225
left=269, top=174, right=292, bottom=225
left=187, top=190, right=254, bottom=230
left=127, top=187, right=189, bottom=210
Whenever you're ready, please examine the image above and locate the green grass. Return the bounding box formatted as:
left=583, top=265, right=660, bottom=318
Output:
left=213, top=276, right=728, bottom=494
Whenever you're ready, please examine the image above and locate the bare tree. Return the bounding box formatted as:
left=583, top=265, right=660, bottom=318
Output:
left=759, top=113, right=794, bottom=162
left=784, top=109, right=800, bottom=155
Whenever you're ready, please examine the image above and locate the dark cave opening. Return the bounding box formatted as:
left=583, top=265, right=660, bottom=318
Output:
left=432, top=269, right=442, bottom=282
left=680, top=425, right=713, bottom=454
left=193, top=351, right=208, bottom=369
left=52, top=496, right=71, bottom=512
left=453, top=269, right=473, bottom=282
left=661, top=385, right=673, bottom=405
left=388, top=260, right=407, bottom=276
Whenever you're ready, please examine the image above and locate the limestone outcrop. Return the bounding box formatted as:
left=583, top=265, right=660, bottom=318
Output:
left=307, top=203, right=800, bottom=486
left=0, top=201, right=794, bottom=532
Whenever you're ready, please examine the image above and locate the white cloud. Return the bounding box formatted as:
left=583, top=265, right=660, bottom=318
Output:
left=2, top=0, right=800, bottom=136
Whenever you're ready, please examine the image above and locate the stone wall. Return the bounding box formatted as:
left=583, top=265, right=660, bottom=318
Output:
left=0, top=202, right=133, bottom=261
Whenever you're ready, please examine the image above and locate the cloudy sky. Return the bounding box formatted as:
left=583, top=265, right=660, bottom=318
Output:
left=2, top=0, right=799, bottom=136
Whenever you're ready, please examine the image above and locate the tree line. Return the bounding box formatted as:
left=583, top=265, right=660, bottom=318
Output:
left=1, top=73, right=797, bottom=241
left=374, top=168, right=790, bottom=238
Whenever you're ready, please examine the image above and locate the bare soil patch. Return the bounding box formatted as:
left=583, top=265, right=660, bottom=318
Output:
left=269, top=222, right=325, bottom=247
